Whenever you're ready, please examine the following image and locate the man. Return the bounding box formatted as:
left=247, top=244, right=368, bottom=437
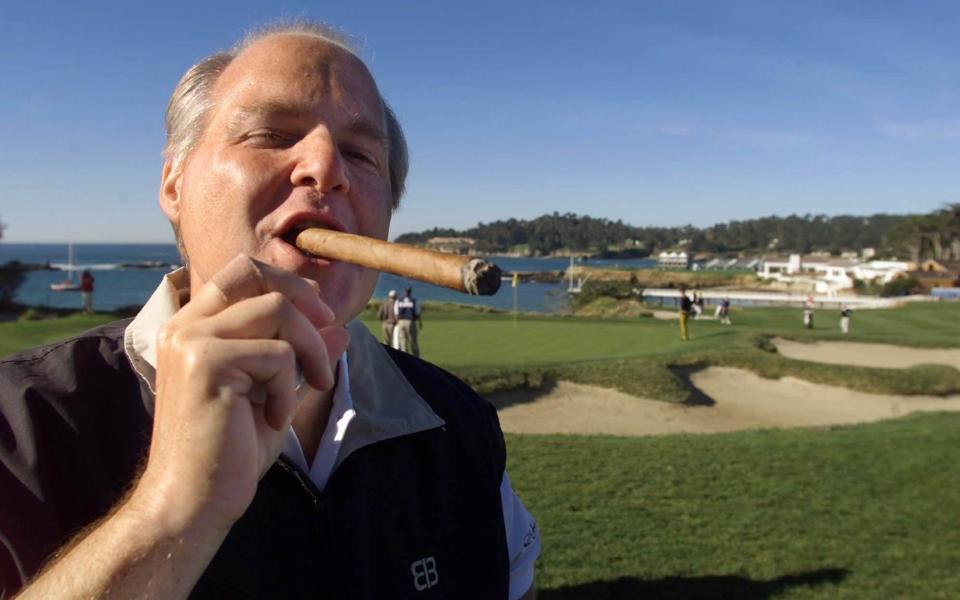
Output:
left=394, top=286, right=422, bottom=356
left=840, top=304, right=852, bottom=334
left=0, top=22, right=538, bottom=599
left=678, top=286, right=691, bottom=341
left=377, top=289, right=398, bottom=345
left=719, top=296, right=732, bottom=325
left=80, top=269, right=95, bottom=313
left=803, top=294, right=815, bottom=329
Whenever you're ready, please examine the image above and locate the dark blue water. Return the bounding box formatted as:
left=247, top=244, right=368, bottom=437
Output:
left=3, top=244, right=184, bottom=311
left=1, top=244, right=655, bottom=313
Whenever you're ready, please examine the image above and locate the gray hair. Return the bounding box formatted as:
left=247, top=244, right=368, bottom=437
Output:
left=163, top=21, right=408, bottom=209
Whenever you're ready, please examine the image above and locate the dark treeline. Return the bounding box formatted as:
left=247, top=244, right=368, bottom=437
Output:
left=395, top=206, right=960, bottom=259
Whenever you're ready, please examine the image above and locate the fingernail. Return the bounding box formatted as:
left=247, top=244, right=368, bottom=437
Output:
left=318, top=301, right=335, bottom=324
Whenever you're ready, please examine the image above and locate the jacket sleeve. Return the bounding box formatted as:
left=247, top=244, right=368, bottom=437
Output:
left=0, top=357, right=63, bottom=597
left=0, top=324, right=150, bottom=598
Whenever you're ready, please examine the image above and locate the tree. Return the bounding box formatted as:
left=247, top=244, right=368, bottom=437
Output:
left=0, top=216, right=28, bottom=310
left=0, top=261, right=26, bottom=309
left=889, top=204, right=960, bottom=262
left=881, top=276, right=922, bottom=297
left=393, top=209, right=943, bottom=257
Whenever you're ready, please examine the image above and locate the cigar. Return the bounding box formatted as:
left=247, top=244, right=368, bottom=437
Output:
left=295, top=228, right=502, bottom=296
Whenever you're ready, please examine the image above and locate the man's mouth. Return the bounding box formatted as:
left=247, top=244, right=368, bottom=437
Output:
left=281, top=220, right=332, bottom=255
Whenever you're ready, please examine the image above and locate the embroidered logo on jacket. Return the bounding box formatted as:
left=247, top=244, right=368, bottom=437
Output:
left=411, top=556, right=439, bottom=591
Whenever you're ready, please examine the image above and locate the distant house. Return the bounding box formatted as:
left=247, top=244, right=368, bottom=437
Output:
left=895, top=259, right=960, bottom=291
left=758, top=254, right=860, bottom=293
left=919, top=259, right=960, bottom=274
left=849, top=260, right=913, bottom=284
left=657, top=251, right=690, bottom=269
left=425, top=236, right=476, bottom=255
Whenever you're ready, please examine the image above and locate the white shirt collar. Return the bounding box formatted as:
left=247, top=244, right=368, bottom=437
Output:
left=280, top=356, right=356, bottom=490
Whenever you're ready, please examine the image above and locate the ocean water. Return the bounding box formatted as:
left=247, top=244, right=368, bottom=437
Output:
left=2, top=243, right=656, bottom=313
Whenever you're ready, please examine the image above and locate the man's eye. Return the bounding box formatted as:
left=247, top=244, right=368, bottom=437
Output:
left=342, top=147, right=379, bottom=167
left=245, top=131, right=289, bottom=146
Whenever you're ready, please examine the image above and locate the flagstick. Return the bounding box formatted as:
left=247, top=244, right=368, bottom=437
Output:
left=512, top=272, right=519, bottom=328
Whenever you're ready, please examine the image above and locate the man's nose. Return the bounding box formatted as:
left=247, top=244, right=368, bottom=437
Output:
left=290, top=130, right=350, bottom=193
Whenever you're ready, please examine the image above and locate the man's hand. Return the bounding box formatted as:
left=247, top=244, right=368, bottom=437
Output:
left=17, top=254, right=349, bottom=599
left=132, top=253, right=349, bottom=534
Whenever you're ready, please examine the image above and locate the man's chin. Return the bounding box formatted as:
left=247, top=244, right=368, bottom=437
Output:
left=311, top=271, right=379, bottom=326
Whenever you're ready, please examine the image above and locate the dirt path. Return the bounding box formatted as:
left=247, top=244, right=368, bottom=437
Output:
left=488, top=367, right=960, bottom=436
left=774, top=338, right=960, bottom=369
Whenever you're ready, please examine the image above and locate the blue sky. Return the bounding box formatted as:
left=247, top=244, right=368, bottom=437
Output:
left=1, top=0, right=958, bottom=242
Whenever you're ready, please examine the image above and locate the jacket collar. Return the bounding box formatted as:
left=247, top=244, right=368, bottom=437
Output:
left=123, top=269, right=444, bottom=465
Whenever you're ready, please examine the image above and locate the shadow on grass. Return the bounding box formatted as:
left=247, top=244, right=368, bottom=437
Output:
left=540, top=568, right=848, bottom=599
left=485, top=378, right=558, bottom=410
left=667, top=365, right=715, bottom=407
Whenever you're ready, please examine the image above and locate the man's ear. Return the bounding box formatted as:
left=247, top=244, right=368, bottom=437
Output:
left=159, top=161, right=183, bottom=224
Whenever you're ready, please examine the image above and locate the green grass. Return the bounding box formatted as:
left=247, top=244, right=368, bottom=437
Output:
left=3, top=303, right=960, bottom=596
left=355, top=301, right=960, bottom=400
left=509, top=413, right=960, bottom=599
left=0, top=312, right=115, bottom=358
left=5, top=302, right=960, bottom=400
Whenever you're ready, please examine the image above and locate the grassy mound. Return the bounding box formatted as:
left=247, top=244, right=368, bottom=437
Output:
left=573, top=297, right=653, bottom=318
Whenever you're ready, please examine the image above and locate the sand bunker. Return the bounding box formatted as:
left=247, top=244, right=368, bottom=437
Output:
left=651, top=310, right=720, bottom=321
left=651, top=310, right=680, bottom=320
left=489, top=367, right=960, bottom=436
left=774, top=338, right=960, bottom=370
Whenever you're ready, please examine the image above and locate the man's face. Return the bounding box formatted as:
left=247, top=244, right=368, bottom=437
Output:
left=161, top=34, right=392, bottom=324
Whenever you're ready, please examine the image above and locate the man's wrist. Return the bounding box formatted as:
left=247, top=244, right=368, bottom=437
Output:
left=123, top=478, right=234, bottom=545
left=20, top=481, right=231, bottom=599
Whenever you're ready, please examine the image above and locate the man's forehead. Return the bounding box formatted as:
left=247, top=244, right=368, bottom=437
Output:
left=213, top=34, right=382, bottom=117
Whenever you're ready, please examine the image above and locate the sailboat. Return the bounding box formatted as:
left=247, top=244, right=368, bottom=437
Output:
left=50, top=243, right=82, bottom=292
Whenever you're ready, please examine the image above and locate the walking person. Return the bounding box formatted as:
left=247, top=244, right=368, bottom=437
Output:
left=840, top=304, right=852, bottom=334
left=803, top=295, right=815, bottom=329
left=719, top=297, right=732, bottom=325
left=694, top=292, right=704, bottom=319
left=394, top=287, right=423, bottom=356
left=376, top=290, right=398, bottom=345
left=678, top=287, right=692, bottom=341
left=80, top=270, right=95, bottom=314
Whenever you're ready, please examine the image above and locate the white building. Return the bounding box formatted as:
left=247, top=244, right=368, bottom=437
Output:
left=759, top=254, right=860, bottom=293
left=658, top=251, right=690, bottom=269
left=850, top=260, right=914, bottom=284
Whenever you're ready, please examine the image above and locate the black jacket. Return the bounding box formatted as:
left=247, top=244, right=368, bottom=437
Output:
left=0, top=320, right=509, bottom=599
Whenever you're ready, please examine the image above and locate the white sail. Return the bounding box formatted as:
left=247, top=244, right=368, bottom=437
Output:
left=50, top=243, right=82, bottom=292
